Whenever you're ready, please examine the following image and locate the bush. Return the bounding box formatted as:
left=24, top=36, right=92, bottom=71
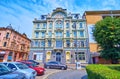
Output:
left=107, top=65, right=120, bottom=71
left=86, top=64, right=120, bottom=79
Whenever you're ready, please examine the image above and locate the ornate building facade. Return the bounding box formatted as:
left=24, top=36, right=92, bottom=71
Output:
left=0, top=25, right=31, bottom=62
left=30, top=8, right=90, bottom=64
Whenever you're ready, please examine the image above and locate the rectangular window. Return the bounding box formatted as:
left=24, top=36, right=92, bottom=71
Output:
left=0, top=55, right=4, bottom=60
left=56, top=40, right=62, bottom=48
left=48, top=31, right=52, bottom=37
left=75, top=52, right=85, bottom=60
left=49, top=22, right=52, bottom=29
left=80, top=31, right=84, bottom=37
left=48, top=40, right=51, bottom=47
left=66, top=22, right=69, bottom=28
left=66, top=40, right=70, bottom=47
left=36, top=24, right=40, bottom=29
left=66, top=31, right=70, bottom=37
left=35, top=32, right=39, bottom=38
left=90, top=26, right=95, bottom=34
left=73, top=31, right=77, bottom=37
left=73, top=40, right=77, bottom=47
left=81, top=41, right=84, bottom=47
left=3, top=42, right=7, bottom=47
left=72, top=22, right=76, bottom=28
left=8, top=52, right=12, bottom=61
left=6, top=32, right=9, bottom=38
left=79, top=22, right=83, bottom=28
left=34, top=53, right=43, bottom=61
left=56, top=32, right=62, bottom=37
left=41, top=40, right=45, bottom=47
left=43, top=23, right=46, bottom=28
left=42, top=32, right=45, bottom=37
left=35, top=41, right=39, bottom=47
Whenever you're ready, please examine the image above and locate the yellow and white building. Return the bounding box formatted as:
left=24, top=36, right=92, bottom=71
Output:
left=30, top=8, right=90, bottom=64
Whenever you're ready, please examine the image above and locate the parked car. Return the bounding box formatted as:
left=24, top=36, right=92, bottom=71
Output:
left=44, top=61, right=67, bottom=70
left=27, top=60, right=40, bottom=65
left=19, top=61, right=45, bottom=75
left=2, top=62, right=37, bottom=79
left=0, top=63, right=26, bottom=79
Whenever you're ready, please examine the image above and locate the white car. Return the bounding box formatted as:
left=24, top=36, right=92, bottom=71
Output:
left=2, top=62, right=37, bottom=79
left=0, top=63, right=26, bottom=79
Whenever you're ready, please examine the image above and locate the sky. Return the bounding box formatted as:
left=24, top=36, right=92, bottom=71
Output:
left=0, top=0, right=120, bottom=38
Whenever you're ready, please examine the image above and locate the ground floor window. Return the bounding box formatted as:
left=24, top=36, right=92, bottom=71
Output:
left=75, top=52, right=85, bottom=60
left=0, top=54, right=4, bottom=62
left=33, top=53, right=43, bottom=61
left=8, top=52, right=12, bottom=61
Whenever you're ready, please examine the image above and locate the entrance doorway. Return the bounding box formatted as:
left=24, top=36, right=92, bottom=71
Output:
left=56, top=52, right=61, bottom=62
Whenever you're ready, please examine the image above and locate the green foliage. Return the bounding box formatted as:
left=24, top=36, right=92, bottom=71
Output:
left=107, top=65, right=120, bottom=71
left=93, top=17, right=120, bottom=63
left=86, top=64, right=120, bottom=79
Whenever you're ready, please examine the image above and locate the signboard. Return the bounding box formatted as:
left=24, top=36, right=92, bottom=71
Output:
left=0, top=51, right=5, bottom=54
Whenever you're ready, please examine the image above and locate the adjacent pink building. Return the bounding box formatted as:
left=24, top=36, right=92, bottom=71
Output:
left=0, top=25, right=31, bottom=62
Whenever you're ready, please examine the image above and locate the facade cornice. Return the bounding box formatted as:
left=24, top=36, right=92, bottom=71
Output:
left=0, top=27, right=31, bottom=42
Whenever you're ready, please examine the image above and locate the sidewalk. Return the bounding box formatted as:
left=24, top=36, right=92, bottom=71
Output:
left=67, top=63, right=88, bottom=70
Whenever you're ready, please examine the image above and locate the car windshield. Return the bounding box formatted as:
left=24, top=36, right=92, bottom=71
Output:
left=15, top=63, right=29, bottom=69
left=26, top=63, right=36, bottom=67
left=0, top=64, right=11, bottom=75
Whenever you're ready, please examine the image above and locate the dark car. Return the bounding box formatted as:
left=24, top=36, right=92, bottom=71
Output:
left=0, top=63, right=25, bottom=79
left=23, top=60, right=40, bottom=65
left=44, top=61, right=67, bottom=70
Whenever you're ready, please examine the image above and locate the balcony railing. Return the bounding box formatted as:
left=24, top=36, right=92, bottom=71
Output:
left=55, top=28, right=63, bottom=30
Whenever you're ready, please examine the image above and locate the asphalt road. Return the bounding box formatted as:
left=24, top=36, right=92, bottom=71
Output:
left=47, top=69, right=88, bottom=79
left=36, top=69, right=61, bottom=79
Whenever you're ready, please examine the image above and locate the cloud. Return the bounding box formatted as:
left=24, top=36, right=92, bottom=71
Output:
left=0, top=0, right=120, bottom=38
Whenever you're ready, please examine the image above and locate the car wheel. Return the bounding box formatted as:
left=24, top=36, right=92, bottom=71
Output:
left=46, top=66, right=50, bottom=69
left=61, top=67, right=65, bottom=70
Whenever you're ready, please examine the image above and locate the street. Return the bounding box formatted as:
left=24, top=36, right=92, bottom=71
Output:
left=48, top=69, right=87, bottom=79
left=36, top=64, right=88, bottom=79
left=36, top=69, right=61, bottom=79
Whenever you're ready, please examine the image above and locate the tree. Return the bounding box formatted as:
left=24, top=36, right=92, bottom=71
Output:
left=93, top=17, right=120, bottom=64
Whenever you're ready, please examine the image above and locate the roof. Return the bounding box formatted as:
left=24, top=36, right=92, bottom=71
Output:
left=0, top=27, right=31, bottom=42
left=84, top=10, right=120, bottom=15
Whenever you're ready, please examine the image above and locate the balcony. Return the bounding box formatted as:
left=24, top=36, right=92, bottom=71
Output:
left=55, top=36, right=63, bottom=39
left=53, top=47, right=63, bottom=50
left=55, top=28, right=63, bottom=31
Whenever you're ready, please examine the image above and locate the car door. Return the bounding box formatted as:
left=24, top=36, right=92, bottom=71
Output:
left=52, top=62, right=59, bottom=69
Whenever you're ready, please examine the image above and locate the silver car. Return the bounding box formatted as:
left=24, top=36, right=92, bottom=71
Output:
left=2, top=62, right=37, bottom=79
left=0, top=63, right=26, bottom=79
